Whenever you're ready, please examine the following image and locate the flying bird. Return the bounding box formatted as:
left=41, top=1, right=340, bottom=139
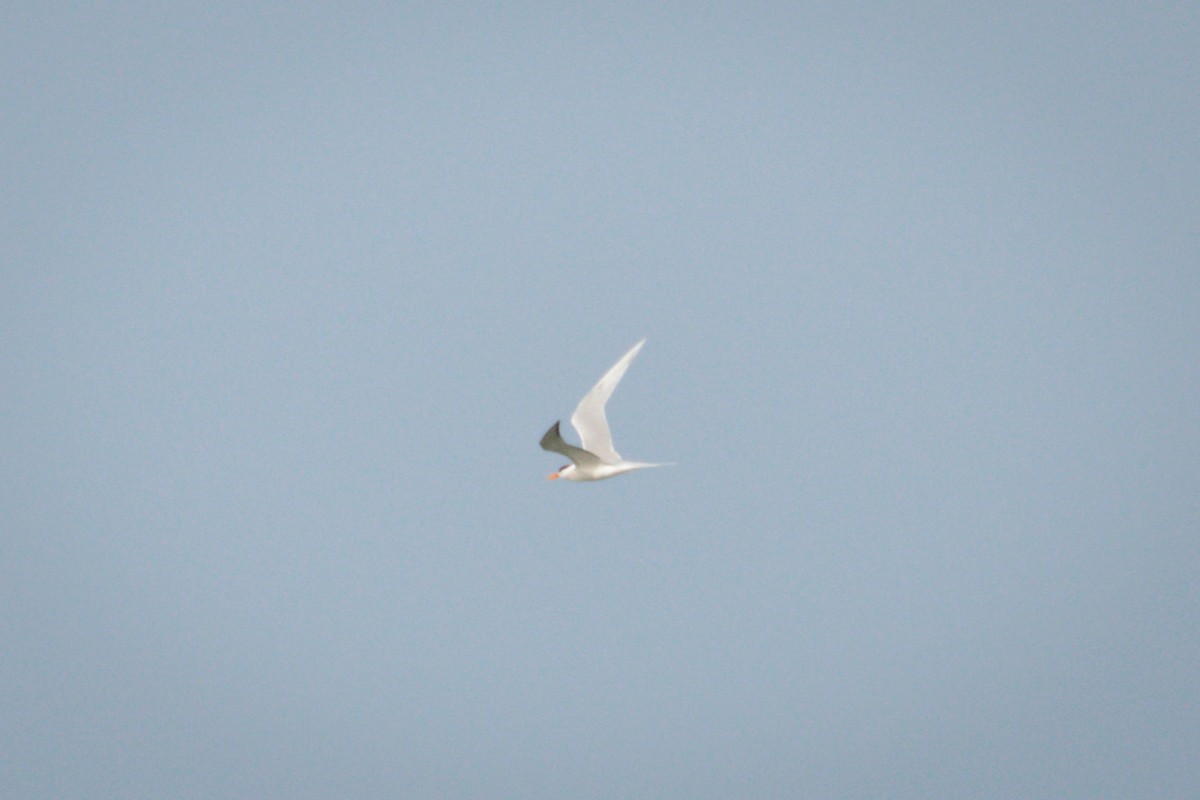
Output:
left=540, top=339, right=669, bottom=482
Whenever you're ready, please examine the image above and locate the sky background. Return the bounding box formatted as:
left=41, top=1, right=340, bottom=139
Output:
left=3, top=3, right=1198, bottom=798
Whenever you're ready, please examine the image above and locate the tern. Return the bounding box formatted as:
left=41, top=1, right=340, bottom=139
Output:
left=540, top=339, right=669, bottom=482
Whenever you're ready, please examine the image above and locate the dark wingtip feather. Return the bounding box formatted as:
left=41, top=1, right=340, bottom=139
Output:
left=539, top=421, right=562, bottom=451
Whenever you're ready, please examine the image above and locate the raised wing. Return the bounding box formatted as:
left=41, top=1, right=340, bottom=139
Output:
left=570, top=339, right=645, bottom=464
left=539, top=421, right=602, bottom=468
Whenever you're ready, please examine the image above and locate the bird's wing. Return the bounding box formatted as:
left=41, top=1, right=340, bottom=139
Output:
left=570, top=339, right=644, bottom=464
left=539, top=421, right=602, bottom=468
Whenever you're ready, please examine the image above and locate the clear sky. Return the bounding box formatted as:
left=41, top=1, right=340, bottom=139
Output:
left=3, top=3, right=1198, bottom=798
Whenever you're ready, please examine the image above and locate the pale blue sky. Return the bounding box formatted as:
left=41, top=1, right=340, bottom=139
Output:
left=3, top=3, right=1198, bottom=797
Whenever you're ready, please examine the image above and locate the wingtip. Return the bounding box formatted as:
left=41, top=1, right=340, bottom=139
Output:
left=539, top=420, right=561, bottom=451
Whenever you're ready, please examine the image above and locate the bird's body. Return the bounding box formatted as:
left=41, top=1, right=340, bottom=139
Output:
left=540, top=339, right=668, bottom=482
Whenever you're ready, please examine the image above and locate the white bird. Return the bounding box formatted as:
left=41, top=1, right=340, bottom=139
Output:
left=540, top=339, right=669, bottom=482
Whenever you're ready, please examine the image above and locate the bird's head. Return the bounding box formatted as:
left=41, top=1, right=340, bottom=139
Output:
left=547, top=464, right=573, bottom=481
